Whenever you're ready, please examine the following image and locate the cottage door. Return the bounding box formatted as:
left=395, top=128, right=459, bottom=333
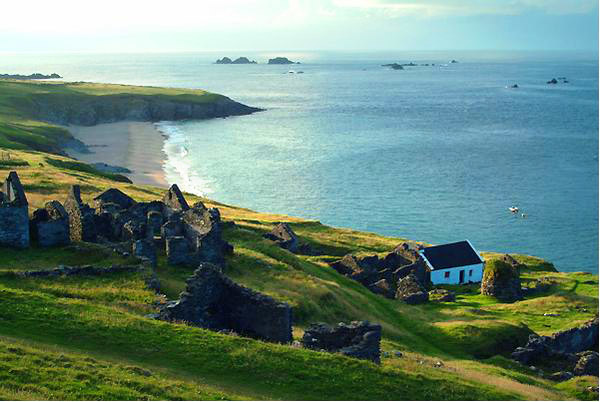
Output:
left=459, top=270, right=465, bottom=284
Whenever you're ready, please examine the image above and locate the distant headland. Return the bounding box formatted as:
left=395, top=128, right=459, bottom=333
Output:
left=0, top=72, right=62, bottom=80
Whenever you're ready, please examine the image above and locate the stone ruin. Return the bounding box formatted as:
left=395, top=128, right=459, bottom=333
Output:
left=0, top=173, right=232, bottom=268
left=64, top=185, right=97, bottom=243
left=264, top=223, right=299, bottom=252
left=30, top=201, right=70, bottom=247
left=301, top=321, right=382, bottom=363
left=263, top=222, right=315, bottom=255
left=0, top=171, right=29, bottom=249
left=511, top=316, right=599, bottom=379
left=158, top=263, right=293, bottom=343
left=329, top=242, right=431, bottom=303
left=396, top=273, right=429, bottom=304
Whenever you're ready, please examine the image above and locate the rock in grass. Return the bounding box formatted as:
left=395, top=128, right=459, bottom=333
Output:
left=429, top=288, right=456, bottom=302
left=480, top=257, right=522, bottom=302
left=301, top=321, right=382, bottom=363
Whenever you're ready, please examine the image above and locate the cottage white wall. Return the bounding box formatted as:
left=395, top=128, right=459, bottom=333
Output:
left=430, top=263, right=484, bottom=285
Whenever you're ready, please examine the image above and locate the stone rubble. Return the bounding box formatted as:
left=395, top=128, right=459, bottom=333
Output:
left=329, top=242, right=431, bottom=302
left=301, top=321, right=382, bottom=363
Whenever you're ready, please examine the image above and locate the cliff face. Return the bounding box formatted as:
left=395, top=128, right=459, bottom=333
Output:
left=30, top=93, right=262, bottom=126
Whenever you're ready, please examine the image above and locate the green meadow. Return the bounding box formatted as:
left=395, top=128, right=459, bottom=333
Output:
left=0, top=81, right=597, bottom=400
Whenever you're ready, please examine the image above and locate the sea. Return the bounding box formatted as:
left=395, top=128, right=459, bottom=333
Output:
left=1, top=50, right=598, bottom=273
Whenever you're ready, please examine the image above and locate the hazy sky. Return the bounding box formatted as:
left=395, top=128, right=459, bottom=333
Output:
left=2, top=0, right=598, bottom=52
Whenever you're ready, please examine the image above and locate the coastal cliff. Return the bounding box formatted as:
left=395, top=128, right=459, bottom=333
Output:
left=0, top=81, right=262, bottom=153
left=31, top=92, right=261, bottom=126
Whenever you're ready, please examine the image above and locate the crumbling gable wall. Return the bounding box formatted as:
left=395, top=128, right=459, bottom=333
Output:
left=64, top=185, right=97, bottom=242
left=0, top=171, right=29, bottom=248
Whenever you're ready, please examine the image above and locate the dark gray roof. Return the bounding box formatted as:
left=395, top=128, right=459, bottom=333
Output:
left=421, top=241, right=483, bottom=270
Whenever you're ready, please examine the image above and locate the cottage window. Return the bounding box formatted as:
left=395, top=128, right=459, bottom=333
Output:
left=469, top=269, right=473, bottom=277
left=444, top=271, right=450, bottom=279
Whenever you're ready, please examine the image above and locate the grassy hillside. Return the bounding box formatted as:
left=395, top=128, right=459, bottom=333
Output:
left=0, top=147, right=597, bottom=400
left=0, top=80, right=596, bottom=400
left=0, top=80, right=242, bottom=153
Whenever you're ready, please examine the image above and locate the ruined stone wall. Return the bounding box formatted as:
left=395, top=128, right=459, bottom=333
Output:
left=160, top=263, right=292, bottom=343
left=0, top=204, right=29, bottom=248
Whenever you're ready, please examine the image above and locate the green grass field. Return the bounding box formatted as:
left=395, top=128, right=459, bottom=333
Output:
left=0, top=81, right=597, bottom=400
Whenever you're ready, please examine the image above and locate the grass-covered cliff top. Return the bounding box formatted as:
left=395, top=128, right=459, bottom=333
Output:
left=0, top=80, right=255, bottom=153
left=0, top=147, right=598, bottom=400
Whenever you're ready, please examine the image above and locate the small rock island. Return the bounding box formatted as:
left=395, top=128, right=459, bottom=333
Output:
left=215, top=57, right=257, bottom=64
left=382, top=63, right=404, bottom=70
left=268, top=57, right=299, bottom=65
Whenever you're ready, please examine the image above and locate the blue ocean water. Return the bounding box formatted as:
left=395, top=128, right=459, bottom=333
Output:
left=1, top=51, right=597, bottom=272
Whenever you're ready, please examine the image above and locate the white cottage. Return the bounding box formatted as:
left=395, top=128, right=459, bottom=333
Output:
left=419, top=240, right=484, bottom=285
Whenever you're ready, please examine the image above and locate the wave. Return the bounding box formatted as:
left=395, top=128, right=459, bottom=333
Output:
left=154, top=121, right=215, bottom=196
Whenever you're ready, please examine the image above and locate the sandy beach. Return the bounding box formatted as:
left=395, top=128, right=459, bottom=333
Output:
left=65, top=121, right=168, bottom=188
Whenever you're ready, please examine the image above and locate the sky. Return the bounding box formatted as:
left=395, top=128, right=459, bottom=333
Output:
left=1, top=0, right=598, bottom=52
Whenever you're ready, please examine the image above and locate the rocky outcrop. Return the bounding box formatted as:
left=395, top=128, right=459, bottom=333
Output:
left=382, top=63, right=404, bottom=70
left=301, top=321, right=381, bottom=363
left=0, top=171, right=29, bottom=248
left=159, top=263, right=292, bottom=343
left=330, top=242, right=429, bottom=300
left=396, top=274, right=429, bottom=304
left=511, top=316, right=599, bottom=376
left=481, top=256, right=522, bottom=302
left=30, top=201, right=70, bottom=247
left=574, top=351, right=599, bottom=376
left=64, top=185, right=97, bottom=243
left=268, top=57, right=298, bottom=65
left=31, top=91, right=262, bottom=127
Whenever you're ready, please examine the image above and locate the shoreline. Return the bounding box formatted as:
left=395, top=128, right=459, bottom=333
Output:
left=64, top=121, right=168, bottom=188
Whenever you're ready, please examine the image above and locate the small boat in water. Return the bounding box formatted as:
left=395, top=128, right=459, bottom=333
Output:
left=509, top=206, right=519, bottom=214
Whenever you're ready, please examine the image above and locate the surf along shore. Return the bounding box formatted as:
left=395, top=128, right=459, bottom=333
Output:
left=0, top=80, right=262, bottom=188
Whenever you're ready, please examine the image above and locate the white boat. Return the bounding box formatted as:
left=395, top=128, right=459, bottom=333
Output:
left=509, top=206, right=519, bottom=213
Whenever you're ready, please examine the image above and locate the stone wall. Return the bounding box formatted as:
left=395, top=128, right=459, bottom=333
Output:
left=160, top=263, right=292, bottom=343
left=30, top=201, right=70, bottom=247
left=64, top=185, right=97, bottom=242
left=0, top=171, right=29, bottom=248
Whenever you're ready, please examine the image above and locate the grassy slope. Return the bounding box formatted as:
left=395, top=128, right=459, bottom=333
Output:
left=0, top=80, right=224, bottom=152
left=0, top=79, right=597, bottom=400
left=0, top=148, right=597, bottom=400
